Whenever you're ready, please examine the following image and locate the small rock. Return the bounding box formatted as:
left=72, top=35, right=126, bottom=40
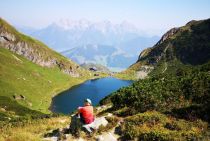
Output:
left=20, top=95, right=26, bottom=100
left=96, top=132, right=117, bottom=141
left=43, top=137, right=58, bottom=141
left=13, top=95, right=26, bottom=100
left=28, top=102, right=32, bottom=107
left=59, top=119, right=67, bottom=123
left=5, top=117, right=11, bottom=120
left=96, top=107, right=102, bottom=111
left=101, top=105, right=107, bottom=109
left=0, top=108, right=6, bottom=112
left=82, top=116, right=108, bottom=133
left=96, top=135, right=104, bottom=141
left=94, top=73, right=99, bottom=76
left=13, top=95, right=20, bottom=100
left=107, top=113, right=113, bottom=117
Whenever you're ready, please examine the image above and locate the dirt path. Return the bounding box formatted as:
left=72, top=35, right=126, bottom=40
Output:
left=162, top=62, right=167, bottom=73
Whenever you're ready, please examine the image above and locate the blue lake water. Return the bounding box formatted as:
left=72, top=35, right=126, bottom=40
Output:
left=51, top=77, right=133, bottom=114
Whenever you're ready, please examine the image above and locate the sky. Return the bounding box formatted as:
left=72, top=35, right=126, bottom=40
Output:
left=0, top=0, right=210, bottom=35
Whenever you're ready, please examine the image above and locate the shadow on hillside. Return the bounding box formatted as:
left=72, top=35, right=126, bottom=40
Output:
left=165, top=104, right=210, bottom=123
left=0, top=96, right=45, bottom=119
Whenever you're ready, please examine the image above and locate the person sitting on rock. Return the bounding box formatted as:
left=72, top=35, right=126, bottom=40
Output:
left=69, top=98, right=95, bottom=136
left=77, top=98, right=95, bottom=124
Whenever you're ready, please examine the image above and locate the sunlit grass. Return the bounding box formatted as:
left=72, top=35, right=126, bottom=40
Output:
left=0, top=116, right=69, bottom=141
left=0, top=47, right=90, bottom=113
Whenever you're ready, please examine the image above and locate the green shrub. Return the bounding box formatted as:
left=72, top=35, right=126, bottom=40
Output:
left=121, top=111, right=208, bottom=140
left=107, top=62, right=210, bottom=118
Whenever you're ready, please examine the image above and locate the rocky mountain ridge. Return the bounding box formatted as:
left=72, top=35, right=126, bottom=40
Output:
left=127, top=18, right=210, bottom=78
left=0, top=18, right=88, bottom=77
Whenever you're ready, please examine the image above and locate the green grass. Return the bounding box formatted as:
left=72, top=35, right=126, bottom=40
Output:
left=0, top=47, right=90, bottom=114
left=114, top=70, right=137, bottom=80
left=0, top=17, right=90, bottom=77
left=0, top=96, right=44, bottom=122
left=0, top=18, right=96, bottom=116
left=0, top=116, right=70, bottom=141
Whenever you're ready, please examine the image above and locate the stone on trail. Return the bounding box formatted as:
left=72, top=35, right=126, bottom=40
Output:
left=43, top=136, right=58, bottom=141
left=96, top=132, right=117, bottom=141
left=82, top=116, right=108, bottom=133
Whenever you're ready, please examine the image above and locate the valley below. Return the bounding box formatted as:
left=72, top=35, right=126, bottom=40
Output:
left=0, top=17, right=210, bottom=141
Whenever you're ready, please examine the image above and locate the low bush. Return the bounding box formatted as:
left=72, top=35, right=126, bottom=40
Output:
left=121, top=111, right=208, bottom=140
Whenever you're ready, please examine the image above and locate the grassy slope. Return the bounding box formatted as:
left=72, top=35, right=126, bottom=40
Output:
left=0, top=47, right=90, bottom=113
left=0, top=18, right=95, bottom=114
left=0, top=115, right=70, bottom=141
left=114, top=70, right=137, bottom=80
left=0, top=18, right=89, bottom=76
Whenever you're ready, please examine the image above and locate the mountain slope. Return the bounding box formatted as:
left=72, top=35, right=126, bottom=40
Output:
left=133, top=19, right=210, bottom=69
left=119, top=19, right=210, bottom=79
left=61, top=44, right=117, bottom=67
left=0, top=47, right=88, bottom=113
left=0, top=18, right=88, bottom=77
left=0, top=18, right=92, bottom=114
left=101, top=19, right=210, bottom=140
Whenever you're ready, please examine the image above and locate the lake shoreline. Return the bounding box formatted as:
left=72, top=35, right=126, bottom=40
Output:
left=48, top=76, right=110, bottom=113
left=49, top=77, right=133, bottom=114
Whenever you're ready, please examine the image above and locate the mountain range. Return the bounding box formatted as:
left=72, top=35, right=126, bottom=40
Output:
left=17, top=19, right=159, bottom=71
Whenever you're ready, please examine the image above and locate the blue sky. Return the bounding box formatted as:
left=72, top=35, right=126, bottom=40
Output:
left=0, top=0, right=210, bottom=35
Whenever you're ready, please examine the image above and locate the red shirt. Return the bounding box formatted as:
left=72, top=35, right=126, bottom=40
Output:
left=78, top=105, right=94, bottom=124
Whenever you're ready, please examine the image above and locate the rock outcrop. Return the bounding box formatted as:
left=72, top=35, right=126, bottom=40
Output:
left=43, top=105, right=120, bottom=141
left=0, top=18, right=85, bottom=77
left=155, top=27, right=179, bottom=46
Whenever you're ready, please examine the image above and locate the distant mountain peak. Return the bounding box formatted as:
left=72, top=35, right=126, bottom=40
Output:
left=51, top=19, right=139, bottom=33
left=53, top=19, right=91, bottom=30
